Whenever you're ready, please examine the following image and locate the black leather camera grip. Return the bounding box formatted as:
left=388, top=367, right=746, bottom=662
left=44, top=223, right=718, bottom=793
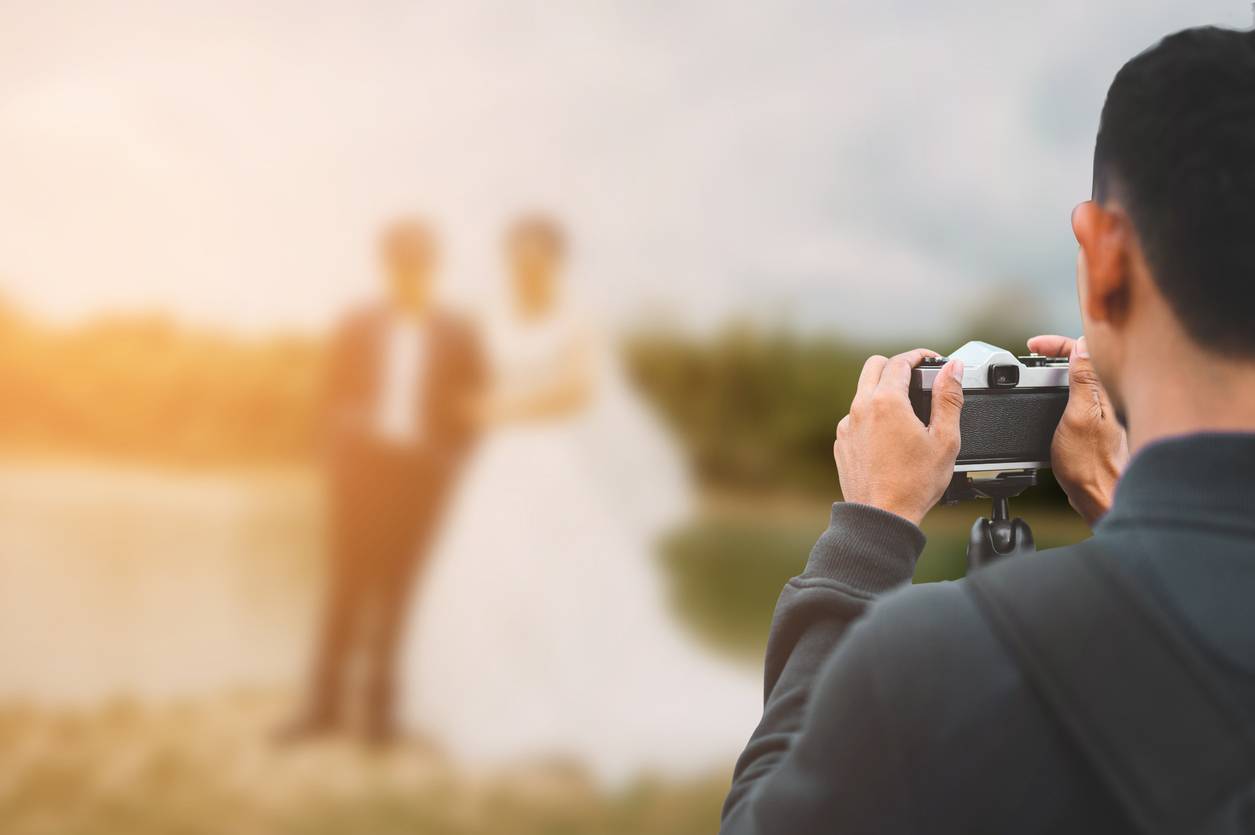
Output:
left=910, top=387, right=1069, bottom=467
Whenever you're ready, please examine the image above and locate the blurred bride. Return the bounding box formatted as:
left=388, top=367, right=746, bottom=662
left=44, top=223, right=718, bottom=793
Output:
left=401, top=215, right=761, bottom=783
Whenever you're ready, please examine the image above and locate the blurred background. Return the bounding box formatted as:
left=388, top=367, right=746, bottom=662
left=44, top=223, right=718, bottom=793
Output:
left=0, top=2, right=1249, bottom=833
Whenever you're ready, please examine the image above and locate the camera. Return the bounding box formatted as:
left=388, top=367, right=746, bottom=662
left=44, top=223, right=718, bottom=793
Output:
left=909, top=341, right=1069, bottom=472
left=910, top=341, right=1070, bottom=567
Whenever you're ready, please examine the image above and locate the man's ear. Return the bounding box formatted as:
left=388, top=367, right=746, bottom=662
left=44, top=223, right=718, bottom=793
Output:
left=1071, top=200, right=1131, bottom=328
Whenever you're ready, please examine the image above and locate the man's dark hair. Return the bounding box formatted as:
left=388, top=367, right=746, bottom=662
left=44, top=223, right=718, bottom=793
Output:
left=1093, top=26, right=1255, bottom=355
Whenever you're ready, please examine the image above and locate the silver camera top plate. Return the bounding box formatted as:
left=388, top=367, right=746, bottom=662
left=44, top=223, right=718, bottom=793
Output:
left=914, top=341, right=1069, bottom=391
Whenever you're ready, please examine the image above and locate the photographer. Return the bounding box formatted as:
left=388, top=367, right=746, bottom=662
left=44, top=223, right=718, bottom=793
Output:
left=722, top=26, right=1255, bottom=835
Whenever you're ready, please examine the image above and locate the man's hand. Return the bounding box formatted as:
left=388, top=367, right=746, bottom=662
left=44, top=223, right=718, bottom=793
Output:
left=1027, top=335, right=1129, bottom=526
left=835, top=349, right=965, bottom=526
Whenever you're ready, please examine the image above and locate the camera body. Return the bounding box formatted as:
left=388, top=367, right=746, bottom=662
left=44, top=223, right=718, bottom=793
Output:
left=910, top=341, right=1069, bottom=472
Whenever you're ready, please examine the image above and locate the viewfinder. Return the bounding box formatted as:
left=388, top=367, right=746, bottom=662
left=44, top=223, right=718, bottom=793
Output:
left=988, top=364, right=1020, bottom=388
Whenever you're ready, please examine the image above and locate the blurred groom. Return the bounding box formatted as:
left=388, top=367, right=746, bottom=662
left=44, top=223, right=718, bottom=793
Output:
left=280, top=217, right=485, bottom=746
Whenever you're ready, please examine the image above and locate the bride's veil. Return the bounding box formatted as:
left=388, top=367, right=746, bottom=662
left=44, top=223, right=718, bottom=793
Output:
left=572, top=318, right=694, bottom=543
left=475, top=291, right=694, bottom=547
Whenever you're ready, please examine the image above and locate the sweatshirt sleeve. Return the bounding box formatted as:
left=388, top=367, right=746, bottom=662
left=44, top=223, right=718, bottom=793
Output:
left=720, top=501, right=926, bottom=833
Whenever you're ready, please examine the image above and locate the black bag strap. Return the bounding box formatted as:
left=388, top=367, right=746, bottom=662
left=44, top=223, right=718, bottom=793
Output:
left=967, top=543, right=1255, bottom=835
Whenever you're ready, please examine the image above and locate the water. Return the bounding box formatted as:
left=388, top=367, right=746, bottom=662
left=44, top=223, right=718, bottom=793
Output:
left=0, top=463, right=323, bottom=705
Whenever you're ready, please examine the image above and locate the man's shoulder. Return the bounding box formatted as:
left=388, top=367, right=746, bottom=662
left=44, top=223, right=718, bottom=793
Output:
left=332, top=305, right=477, bottom=338
left=426, top=311, right=481, bottom=357
left=809, top=573, right=1018, bottom=760
left=841, top=542, right=1121, bottom=747
left=335, top=305, right=384, bottom=338
left=823, top=551, right=1102, bottom=822
left=858, top=543, right=1096, bottom=670
left=841, top=548, right=1080, bottom=711
left=803, top=544, right=1129, bottom=828
left=851, top=576, right=1006, bottom=685
left=439, top=310, right=479, bottom=338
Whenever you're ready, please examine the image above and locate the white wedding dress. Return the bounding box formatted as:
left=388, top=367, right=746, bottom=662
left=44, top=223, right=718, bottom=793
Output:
left=400, top=305, right=762, bottom=784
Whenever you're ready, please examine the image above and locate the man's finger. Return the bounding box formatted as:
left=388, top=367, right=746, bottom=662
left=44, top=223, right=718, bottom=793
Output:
left=1027, top=334, right=1076, bottom=358
left=875, top=348, right=939, bottom=394
left=856, top=355, right=889, bottom=398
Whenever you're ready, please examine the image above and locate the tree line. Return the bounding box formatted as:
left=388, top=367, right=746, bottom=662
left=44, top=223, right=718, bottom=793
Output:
left=0, top=297, right=1066, bottom=503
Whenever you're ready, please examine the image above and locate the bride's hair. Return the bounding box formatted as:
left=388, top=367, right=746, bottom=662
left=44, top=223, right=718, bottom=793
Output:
left=506, top=213, right=566, bottom=258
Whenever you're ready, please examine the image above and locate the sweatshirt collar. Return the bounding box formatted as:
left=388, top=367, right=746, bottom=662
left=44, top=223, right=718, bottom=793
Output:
left=1097, top=432, right=1255, bottom=531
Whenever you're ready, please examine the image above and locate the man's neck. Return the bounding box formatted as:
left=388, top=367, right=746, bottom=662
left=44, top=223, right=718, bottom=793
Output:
left=1123, top=353, right=1255, bottom=454
left=389, top=298, right=431, bottom=322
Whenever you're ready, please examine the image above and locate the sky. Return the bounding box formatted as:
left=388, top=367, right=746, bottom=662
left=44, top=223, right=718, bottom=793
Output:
left=0, top=0, right=1249, bottom=340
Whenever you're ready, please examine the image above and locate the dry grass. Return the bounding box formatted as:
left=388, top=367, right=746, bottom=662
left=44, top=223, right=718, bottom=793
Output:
left=0, top=690, right=729, bottom=835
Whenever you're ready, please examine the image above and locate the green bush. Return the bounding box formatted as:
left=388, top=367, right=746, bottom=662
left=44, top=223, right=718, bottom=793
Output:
left=625, top=322, right=1073, bottom=509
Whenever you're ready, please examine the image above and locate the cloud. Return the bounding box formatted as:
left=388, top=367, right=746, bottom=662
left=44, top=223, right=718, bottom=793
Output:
left=0, top=0, right=1245, bottom=337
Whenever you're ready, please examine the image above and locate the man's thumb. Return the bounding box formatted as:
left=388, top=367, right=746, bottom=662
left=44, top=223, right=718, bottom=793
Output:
left=1068, top=336, right=1103, bottom=394
left=930, top=358, right=965, bottom=444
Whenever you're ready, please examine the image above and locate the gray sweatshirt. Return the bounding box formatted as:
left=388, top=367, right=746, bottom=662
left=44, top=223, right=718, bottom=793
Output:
left=721, top=433, right=1255, bottom=834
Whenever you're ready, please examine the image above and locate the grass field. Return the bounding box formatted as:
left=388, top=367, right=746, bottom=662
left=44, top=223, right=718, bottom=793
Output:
left=0, top=692, right=730, bottom=835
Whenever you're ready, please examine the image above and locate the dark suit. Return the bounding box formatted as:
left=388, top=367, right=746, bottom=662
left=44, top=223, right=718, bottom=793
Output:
left=307, top=305, right=484, bottom=735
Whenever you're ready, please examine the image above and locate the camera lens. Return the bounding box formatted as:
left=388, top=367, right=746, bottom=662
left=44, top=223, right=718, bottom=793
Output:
left=988, top=364, right=1020, bottom=388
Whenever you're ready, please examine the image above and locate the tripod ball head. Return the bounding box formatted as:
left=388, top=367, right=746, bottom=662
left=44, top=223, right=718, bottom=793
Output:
left=968, top=515, right=1036, bottom=569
